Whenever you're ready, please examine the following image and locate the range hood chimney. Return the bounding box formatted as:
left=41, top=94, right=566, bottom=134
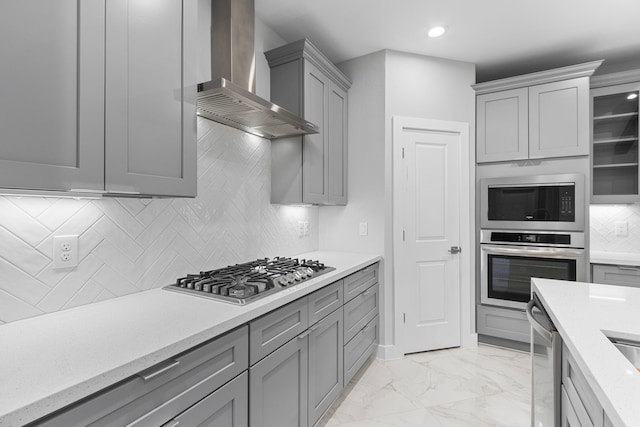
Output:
left=197, top=0, right=318, bottom=139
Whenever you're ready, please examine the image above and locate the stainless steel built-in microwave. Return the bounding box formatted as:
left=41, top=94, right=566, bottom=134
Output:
left=480, top=174, right=585, bottom=231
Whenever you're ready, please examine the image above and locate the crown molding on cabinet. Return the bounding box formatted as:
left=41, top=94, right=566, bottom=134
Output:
left=472, top=59, right=604, bottom=94
left=591, top=69, right=640, bottom=88
left=265, top=38, right=352, bottom=92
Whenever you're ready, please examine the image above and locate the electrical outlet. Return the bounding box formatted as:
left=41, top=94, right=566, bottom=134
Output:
left=53, top=235, right=78, bottom=269
left=615, top=221, right=629, bottom=237
left=297, top=221, right=304, bottom=238
left=303, top=221, right=310, bottom=236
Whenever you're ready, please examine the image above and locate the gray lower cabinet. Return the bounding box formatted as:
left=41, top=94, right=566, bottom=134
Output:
left=562, top=343, right=604, bottom=427
left=476, top=304, right=530, bottom=343
left=592, top=263, right=640, bottom=287
left=344, top=264, right=379, bottom=303
left=308, top=307, right=344, bottom=426
left=29, top=326, right=248, bottom=427
left=0, top=0, right=197, bottom=197
left=344, top=315, right=379, bottom=385
left=249, top=333, right=309, bottom=427
left=171, top=372, right=248, bottom=427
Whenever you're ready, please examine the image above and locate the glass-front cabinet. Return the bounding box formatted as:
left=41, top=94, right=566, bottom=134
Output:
left=591, top=82, right=640, bottom=203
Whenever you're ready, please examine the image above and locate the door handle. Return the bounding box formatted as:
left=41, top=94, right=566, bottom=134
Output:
left=448, top=246, right=462, bottom=254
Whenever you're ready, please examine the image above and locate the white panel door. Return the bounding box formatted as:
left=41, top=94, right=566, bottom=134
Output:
left=396, top=119, right=463, bottom=353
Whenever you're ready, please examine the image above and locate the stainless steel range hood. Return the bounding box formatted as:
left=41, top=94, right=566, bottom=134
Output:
left=197, top=0, right=318, bottom=139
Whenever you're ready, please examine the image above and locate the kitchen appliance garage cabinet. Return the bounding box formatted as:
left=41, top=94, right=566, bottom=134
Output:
left=266, top=39, right=351, bottom=205
left=26, top=261, right=380, bottom=427
left=474, top=61, right=601, bottom=163
left=0, top=0, right=197, bottom=197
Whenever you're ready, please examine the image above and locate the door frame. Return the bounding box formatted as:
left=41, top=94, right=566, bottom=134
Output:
left=392, top=116, right=476, bottom=354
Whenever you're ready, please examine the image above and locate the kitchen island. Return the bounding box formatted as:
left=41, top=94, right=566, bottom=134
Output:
left=532, top=278, right=640, bottom=427
left=0, top=251, right=380, bottom=426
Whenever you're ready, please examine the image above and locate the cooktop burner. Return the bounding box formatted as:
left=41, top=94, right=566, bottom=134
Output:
left=164, top=257, right=334, bottom=305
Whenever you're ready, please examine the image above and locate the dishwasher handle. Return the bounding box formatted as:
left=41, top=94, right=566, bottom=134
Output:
left=526, top=298, right=554, bottom=344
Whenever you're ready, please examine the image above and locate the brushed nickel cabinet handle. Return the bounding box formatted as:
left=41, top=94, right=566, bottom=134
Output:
left=137, top=359, right=180, bottom=381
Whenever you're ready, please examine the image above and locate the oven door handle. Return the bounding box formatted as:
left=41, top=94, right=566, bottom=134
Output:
left=526, top=299, right=554, bottom=344
left=482, top=244, right=585, bottom=258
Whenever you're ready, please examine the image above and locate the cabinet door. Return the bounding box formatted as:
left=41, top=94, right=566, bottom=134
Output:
left=308, top=307, right=343, bottom=426
left=476, top=88, right=528, bottom=163
left=561, top=386, right=583, bottom=427
left=171, top=372, right=248, bottom=427
left=105, top=0, right=197, bottom=197
left=592, top=264, right=640, bottom=287
left=328, top=83, right=348, bottom=205
left=250, top=335, right=309, bottom=427
left=302, top=60, right=329, bottom=204
left=0, top=0, right=105, bottom=192
left=529, top=77, right=590, bottom=159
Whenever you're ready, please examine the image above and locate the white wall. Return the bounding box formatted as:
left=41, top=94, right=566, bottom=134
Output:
left=320, top=49, right=476, bottom=358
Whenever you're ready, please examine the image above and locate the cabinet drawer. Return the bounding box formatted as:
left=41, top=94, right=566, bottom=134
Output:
left=172, top=371, right=248, bottom=427
left=592, top=264, right=640, bottom=287
left=31, top=326, right=248, bottom=427
left=308, top=279, right=343, bottom=325
left=249, top=296, right=309, bottom=365
left=562, top=344, right=603, bottom=427
left=344, top=282, right=379, bottom=343
left=344, top=315, right=379, bottom=385
left=561, top=385, right=582, bottom=427
left=477, top=304, right=530, bottom=343
left=344, top=263, right=378, bottom=302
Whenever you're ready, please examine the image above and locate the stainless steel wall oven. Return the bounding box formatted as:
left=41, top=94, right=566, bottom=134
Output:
left=480, top=230, right=586, bottom=309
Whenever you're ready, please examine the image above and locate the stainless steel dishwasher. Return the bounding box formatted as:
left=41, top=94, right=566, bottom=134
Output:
left=527, top=292, right=561, bottom=427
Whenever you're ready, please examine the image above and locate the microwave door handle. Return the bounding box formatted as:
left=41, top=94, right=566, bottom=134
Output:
left=526, top=299, right=554, bottom=344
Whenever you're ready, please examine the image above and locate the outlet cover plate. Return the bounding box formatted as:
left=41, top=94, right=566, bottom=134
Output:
left=53, top=235, right=78, bottom=269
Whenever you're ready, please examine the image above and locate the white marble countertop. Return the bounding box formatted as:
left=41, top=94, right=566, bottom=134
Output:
left=532, top=278, right=640, bottom=427
left=591, top=251, right=640, bottom=267
left=0, top=251, right=381, bottom=427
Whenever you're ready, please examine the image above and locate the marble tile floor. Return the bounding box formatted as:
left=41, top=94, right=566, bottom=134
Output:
left=318, top=344, right=531, bottom=427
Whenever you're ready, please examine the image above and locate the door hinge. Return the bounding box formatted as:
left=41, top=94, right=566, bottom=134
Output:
left=402, top=230, right=405, bottom=241
left=403, top=313, right=406, bottom=324
left=402, top=147, right=405, bottom=158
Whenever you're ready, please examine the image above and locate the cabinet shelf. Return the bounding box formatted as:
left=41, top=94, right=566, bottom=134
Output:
left=593, top=137, right=638, bottom=145
left=593, top=112, right=639, bottom=121
left=593, top=163, right=639, bottom=169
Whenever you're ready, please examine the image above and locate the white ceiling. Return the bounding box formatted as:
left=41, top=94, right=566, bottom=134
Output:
left=255, top=0, right=640, bottom=82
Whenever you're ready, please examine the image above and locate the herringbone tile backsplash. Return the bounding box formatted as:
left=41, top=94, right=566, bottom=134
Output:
left=0, top=119, right=318, bottom=324
left=590, top=204, right=640, bottom=253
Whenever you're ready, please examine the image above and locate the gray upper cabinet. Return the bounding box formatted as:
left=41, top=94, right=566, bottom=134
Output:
left=0, top=0, right=197, bottom=197
left=474, top=61, right=601, bottom=164
left=0, top=0, right=105, bottom=193
left=266, top=39, right=351, bottom=205
left=105, top=0, right=197, bottom=197
left=476, top=88, right=529, bottom=162
left=590, top=77, right=640, bottom=204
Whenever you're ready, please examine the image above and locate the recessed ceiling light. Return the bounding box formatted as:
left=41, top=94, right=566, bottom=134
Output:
left=428, top=26, right=446, bottom=38
left=627, top=93, right=638, bottom=100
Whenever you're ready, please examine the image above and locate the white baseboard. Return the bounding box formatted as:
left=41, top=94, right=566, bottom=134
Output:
left=462, top=332, right=479, bottom=348
left=376, top=344, right=404, bottom=360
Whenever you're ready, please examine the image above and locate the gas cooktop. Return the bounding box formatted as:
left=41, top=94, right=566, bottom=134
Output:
left=164, top=257, right=334, bottom=305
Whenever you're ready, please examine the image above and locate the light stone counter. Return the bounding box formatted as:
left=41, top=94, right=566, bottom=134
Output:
left=532, top=278, right=640, bottom=427
left=0, top=251, right=381, bottom=427
left=591, top=250, right=640, bottom=267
